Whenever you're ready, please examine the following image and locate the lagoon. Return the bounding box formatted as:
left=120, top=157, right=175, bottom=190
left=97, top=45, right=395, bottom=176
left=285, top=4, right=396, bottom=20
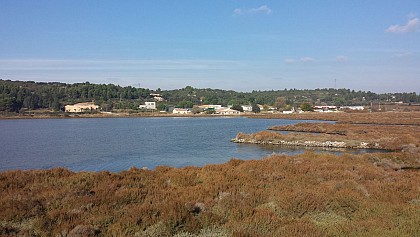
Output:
left=0, top=117, right=371, bottom=172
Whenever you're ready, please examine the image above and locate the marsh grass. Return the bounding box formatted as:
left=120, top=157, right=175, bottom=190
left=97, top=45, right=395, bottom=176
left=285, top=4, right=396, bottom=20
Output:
left=237, top=122, right=420, bottom=151
left=252, top=111, right=420, bottom=126
left=1, top=151, right=419, bottom=236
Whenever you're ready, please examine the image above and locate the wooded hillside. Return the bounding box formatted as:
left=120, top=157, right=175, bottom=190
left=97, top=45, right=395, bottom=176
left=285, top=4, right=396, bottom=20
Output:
left=1, top=79, right=419, bottom=112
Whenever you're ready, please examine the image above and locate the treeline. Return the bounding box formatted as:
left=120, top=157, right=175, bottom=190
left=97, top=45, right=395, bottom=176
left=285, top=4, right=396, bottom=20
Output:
left=0, top=79, right=419, bottom=112
left=161, top=86, right=419, bottom=109
left=0, top=80, right=150, bottom=112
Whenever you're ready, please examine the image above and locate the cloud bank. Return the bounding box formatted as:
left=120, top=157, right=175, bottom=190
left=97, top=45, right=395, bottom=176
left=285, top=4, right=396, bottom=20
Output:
left=283, top=57, right=315, bottom=63
left=233, top=5, right=272, bottom=16
left=300, top=57, right=314, bottom=63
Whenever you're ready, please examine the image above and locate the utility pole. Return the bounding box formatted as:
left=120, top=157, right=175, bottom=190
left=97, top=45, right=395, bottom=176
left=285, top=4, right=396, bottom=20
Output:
left=334, top=79, right=337, bottom=90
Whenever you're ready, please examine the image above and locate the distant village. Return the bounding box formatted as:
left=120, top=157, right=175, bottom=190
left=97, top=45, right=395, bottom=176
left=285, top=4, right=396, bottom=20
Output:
left=65, top=93, right=368, bottom=115
left=2, top=80, right=418, bottom=114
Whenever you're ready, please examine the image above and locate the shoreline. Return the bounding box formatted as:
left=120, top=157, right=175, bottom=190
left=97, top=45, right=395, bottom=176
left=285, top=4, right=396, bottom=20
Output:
left=2, top=111, right=420, bottom=126
left=231, top=137, right=385, bottom=150
left=0, top=112, right=250, bottom=120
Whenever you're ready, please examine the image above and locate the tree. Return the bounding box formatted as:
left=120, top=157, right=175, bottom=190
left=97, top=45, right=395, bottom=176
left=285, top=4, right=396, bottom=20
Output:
left=252, top=104, right=260, bottom=113
left=156, top=102, right=167, bottom=111
left=23, top=94, right=40, bottom=110
left=192, top=105, right=202, bottom=114
left=263, top=104, right=269, bottom=111
left=284, top=104, right=293, bottom=111
left=0, top=97, right=20, bottom=112
left=300, top=102, right=313, bottom=112
left=205, top=108, right=216, bottom=114
left=231, top=104, right=243, bottom=112
left=274, top=97, right=286, bottom=110
left=333, top=98, right=346, bottom=106
left=177, top=100, right=194, bottom=108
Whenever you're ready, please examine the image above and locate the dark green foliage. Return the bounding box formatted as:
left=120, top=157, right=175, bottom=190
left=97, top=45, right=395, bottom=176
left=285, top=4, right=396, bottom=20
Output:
left=156, top=102, right=168, bottom=111
left=0, top=80, right=150, bottom=112
left=252, top=104, right=260, bottom=113
left=1, top=80, right=419, bottom=113
left=177, top=100, right=194, bottom=108
left=300, top=102, right=314, bottom=112
left=231, top=104, right=244, bottom=112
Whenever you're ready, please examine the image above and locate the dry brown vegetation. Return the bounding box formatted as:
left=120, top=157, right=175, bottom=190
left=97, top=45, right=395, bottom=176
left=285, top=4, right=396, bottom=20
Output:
left=1, top=152, right=420, bottom=237
left=252, top=111, right=420, bottom=126
left=238, top=112, right=420, bottom=151
left=264, top=123, right=420, bottom=151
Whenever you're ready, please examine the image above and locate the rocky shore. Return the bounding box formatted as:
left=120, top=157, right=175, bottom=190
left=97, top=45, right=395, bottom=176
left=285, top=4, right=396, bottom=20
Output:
left=231, top=136, right=378, bottom=150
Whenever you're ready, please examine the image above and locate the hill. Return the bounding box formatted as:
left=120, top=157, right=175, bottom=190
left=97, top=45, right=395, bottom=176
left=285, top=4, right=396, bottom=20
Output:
left=1, top=79, right=419, bottom=113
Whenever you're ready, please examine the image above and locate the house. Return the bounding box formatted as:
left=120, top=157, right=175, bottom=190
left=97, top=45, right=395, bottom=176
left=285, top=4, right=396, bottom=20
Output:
left=283, top=107, right=295, bottom=114
left=241, top=105, right=253, bottom=112
left=313, top=105, right=337, bottom=112
left=217, top=108, right=241, bottom=115
left=173, top=108, right=191, bottom=114
left=340, top=106, right=365, bottom=111
left=139, top=102, right=156, bottom=110
left=150, top=93, right=164, bottom=102
left=65, top=102, right=99, bottom=113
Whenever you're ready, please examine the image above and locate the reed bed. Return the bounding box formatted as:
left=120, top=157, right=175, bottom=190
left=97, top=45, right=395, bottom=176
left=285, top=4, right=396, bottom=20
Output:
left=1, top=152, right=419, bottom=236
left=252, top=111, right=420, bottom=126
left=264, top=122, right=420, bottom=151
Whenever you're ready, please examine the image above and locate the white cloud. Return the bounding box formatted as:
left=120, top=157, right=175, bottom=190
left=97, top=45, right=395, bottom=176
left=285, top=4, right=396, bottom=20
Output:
left=386, top=17, right=419, bottom=34
left=233, top=8, right=243, bottom=16
left=335, top=56, right=347, bottom=62
left=300, top=57, right=314, bottom=62
left=283, top=59, right=296, bottom=64
left=283, top=57, right=315, bottom=63
left=233, top=5, right=272, bottom=16
left=393, top=52, right=414, bottom=58
left=250, top=5, right=272, bottom=14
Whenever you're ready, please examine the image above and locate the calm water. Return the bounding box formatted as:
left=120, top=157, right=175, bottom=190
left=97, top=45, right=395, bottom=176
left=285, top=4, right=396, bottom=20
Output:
left=0, top=117, right=372, bottom=172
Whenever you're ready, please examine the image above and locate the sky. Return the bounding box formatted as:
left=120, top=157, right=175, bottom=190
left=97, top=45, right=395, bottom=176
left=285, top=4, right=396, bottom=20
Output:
left=0, top=0, right=419, bottom=93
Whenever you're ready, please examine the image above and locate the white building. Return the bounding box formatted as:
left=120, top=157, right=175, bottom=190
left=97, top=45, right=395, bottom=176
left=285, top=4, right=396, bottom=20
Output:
left=65, top=102, right=99, bottom=113
left=340, top=106, right=365, bottom=111
left=173, top=108, right=191, bottom=114
left=241, top=105, right=253, bottom=112
left=139, top=102, right=156, bottom=110
left=217, top=108, right=241, bottom=115
left=313, top=105, right=337, bottom=112
left=150, top=93, right=164, bottom=102
left=283, top=108, right=295, bottom=114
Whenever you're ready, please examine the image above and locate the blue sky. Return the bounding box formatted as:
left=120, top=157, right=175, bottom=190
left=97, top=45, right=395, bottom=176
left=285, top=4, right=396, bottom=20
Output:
left=1, top=1, right=419, bottom=92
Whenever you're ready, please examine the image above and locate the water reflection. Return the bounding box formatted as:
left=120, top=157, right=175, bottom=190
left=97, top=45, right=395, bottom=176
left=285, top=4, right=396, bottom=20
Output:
left=0, top=117, right=385, bottom=172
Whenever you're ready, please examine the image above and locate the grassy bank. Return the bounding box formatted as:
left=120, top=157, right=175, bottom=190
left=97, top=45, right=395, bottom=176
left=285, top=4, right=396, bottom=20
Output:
left=1, top=152, right=419, bottom=236
left=251, top=111, right=420, bottom=126
left=233, top=121, right=420, bottom=151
